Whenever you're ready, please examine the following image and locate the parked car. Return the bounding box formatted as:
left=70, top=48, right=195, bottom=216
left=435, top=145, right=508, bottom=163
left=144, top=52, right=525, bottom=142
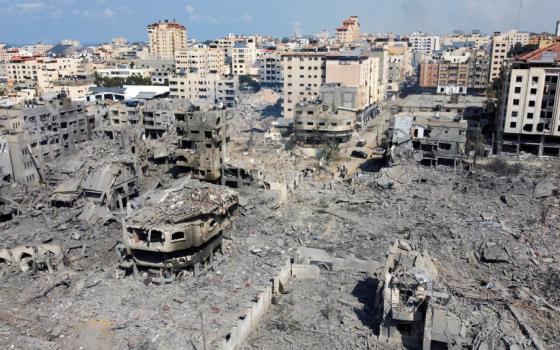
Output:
left=351, top=150, right=368, bottom=159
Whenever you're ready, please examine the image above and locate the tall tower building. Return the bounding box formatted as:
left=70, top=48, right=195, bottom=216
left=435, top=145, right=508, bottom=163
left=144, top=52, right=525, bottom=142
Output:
left=147, top=20, right=187, bottom=60
left=556, top=20, right=560, bottom=36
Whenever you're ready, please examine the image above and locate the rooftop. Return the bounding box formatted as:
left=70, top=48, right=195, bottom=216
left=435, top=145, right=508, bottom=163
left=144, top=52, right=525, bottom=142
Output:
left=516, top=42, right=560, bottom=62
left=400, top=94, right=486, bottom=109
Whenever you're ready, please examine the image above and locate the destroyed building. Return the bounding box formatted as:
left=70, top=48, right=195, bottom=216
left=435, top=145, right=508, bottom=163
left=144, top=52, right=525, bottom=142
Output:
left=294, top=101, right=355, bottom=145
left=122, top=178, right=238, bottom=273
left=0, top=94, right=92, bottom=184
left=142, top=99, right=183, bottom=139
left=46, top=144, right=141, bottom=209
left=377, top=241, right=467, bottom=349
left=386, top=112, right=467, bottom=167
left=175, top=105, right=230, bottom=181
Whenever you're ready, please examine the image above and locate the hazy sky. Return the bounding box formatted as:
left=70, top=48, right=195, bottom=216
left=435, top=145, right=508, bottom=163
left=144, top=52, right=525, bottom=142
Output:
left=1, top=0, right=559, bottom=44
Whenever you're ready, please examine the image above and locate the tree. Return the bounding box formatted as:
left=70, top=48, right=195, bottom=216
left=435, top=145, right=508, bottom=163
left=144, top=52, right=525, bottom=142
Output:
left=465, top=131, right=486, bottom=167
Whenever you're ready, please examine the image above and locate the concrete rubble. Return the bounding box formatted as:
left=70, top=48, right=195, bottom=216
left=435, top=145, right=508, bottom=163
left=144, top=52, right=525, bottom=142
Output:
left=1, top=90, right=560, bottom=350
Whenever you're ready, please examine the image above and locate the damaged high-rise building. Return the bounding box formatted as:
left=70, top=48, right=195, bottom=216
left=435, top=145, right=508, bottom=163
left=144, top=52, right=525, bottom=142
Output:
left=175, top=105, right=230, bottom=181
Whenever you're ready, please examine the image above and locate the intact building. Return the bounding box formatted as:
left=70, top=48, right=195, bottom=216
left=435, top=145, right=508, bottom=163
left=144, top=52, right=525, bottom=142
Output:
left=498, top=43, right=560, bottom=156
left=409, top=34, right=441, bottom=55
left=281, top=52, right=326, bottom=119
left=147, top=20, right=187, bottom=60
left=336, top=16, right=360, bottom=44
left=174, top=45, right=226, bottom=75
left=169, top=73, right=238, bottom=108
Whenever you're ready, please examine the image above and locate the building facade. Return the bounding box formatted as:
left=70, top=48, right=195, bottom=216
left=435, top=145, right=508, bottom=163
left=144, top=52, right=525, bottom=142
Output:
left=336, top=16, right=361, bottom=44
left=498, top=43, right=560, bottom=156
left=147, top=20, right=187, bottom=60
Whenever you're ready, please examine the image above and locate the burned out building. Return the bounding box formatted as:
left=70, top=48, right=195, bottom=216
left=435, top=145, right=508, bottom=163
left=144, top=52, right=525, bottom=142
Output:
left=122, top=178, right=238, bottom=274
left=142, top=99, right=184, bottom=139
left=387, top=112, right=467, bottom=167
left=377, top=241, right=467, bottom=349
left=294, top=101, right=355, bottom=145
left=175, top=106, right=230, bottom=181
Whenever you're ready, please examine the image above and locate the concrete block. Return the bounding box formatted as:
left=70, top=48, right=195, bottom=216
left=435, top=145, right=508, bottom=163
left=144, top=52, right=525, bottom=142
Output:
left=291, top=264, right=320, bottom=279
left=332, top=257, right=380, bottom=274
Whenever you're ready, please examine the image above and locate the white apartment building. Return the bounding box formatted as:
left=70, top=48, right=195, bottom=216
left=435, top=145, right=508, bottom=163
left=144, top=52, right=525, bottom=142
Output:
left=147, top=20, right=187, bottom=60
left=96, top=66, right=151, bottom=79
left=281, top=52, right=326, bottom=119
left=231, top=40, right=258, bottom=76
left=175, top=45, right=226, bottom=75
left=169, top=73, right=238, bottom=108
left=499, top=43, right=560, bottom=156
left=409, top=34, right=441, bottom=55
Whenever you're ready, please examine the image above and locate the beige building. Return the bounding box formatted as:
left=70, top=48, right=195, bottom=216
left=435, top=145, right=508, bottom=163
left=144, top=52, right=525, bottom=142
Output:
left=281, top=52, right=326, bottom=119
left=336, top=16, right=360, bottom=44
left=499, top=43, right=560, bottom=156
left=174, top=45, right=226, bottom=74
left=5, top=56, right=80, bottom=92
left=325, top=55, right=380, bottom=110
left=231, top=39, right=258, bottom=76
left=490, top=30, right=531, bottom=81
left=147, top=20, right=187, bottom=60
left=366, top=49, right=390, bottom=102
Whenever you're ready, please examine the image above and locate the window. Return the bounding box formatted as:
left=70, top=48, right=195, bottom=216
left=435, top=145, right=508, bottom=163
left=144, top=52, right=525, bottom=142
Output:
left=527, top=112, right=534, bottom=119
left=530, top=88, right=537, bottom=95
left=532, top=77, right=539, bottom=83
left=510, top=122, right=517, bottom=128
left=511, top=111, right=518, bottom=117
left=528, top=100, right=535, bottom=107
left=514, top=87, right=521, bottom=93
left=513, top=99, right=519, bottom=106
left=516, top=76, right=523, bottom=82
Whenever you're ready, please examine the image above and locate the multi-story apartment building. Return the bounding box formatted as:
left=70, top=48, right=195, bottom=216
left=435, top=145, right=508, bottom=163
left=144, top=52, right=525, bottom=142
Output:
left=419, top=62, right=439, bottom=88
left=468, top=49, right=490, bottom=90
left=231, top=39, right=257, bottom=76
left=441, top=33, right=490, bottom=50
left=169, top=73, right=238, bottom=108
left=490, top=30, right=531, bottom=82
left=281, top=52, right=327, bottom=119
left=366, top=49, right=390, bottom=102
left=42, top=75, right=96, bottom=101
left=498, top=43, right=560, bottom=156
left=147, top=20, right=187, bottom=60
left=336, top=16, right=361, bottom=44
left=409, top=33, right=441, bottom=55
left=325, top=54, right=380, bottom=109
left=258, top=50, right=283, bottom=86
left=174, top=45, right=226, bottom=75
left=5, top=56, right=80, bottom=91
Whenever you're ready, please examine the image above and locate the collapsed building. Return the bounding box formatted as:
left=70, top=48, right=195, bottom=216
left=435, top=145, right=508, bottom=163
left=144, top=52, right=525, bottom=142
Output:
left=0, top=94, right=92, bottom=185
left=47, top=145, right=141, bottom=209
left=386, top=112, right=467, bottom=167
left=121, top=178, right=238, bottom=275
left=294, top=101, right=355, bottom=145
left=377, top=240, right=467, bottom=349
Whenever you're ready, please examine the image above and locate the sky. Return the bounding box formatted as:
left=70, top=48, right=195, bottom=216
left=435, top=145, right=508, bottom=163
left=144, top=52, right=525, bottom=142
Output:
left=1, top=0, right=559, bottom=45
